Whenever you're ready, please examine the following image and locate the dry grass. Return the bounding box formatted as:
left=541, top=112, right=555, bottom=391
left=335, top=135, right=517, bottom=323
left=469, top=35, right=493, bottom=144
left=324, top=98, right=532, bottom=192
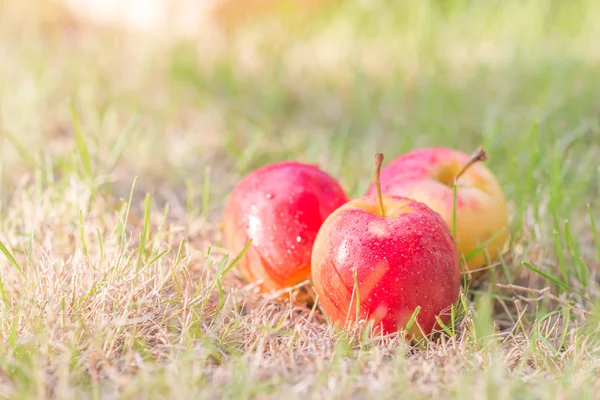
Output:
left=2, top=0, right=600, bottom=398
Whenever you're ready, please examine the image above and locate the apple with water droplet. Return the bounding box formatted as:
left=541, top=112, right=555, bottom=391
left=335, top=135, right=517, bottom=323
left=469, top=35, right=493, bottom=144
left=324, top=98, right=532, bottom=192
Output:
left=223, top=161, right=349, bottom=292
left=365, top=147, right=508, bottom=275
left=312, top=154, right=460, bottom=336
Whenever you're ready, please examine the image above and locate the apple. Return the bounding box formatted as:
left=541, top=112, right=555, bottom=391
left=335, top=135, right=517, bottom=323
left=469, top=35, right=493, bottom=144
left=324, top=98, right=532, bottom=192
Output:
left=223, top=161, right=349, bottom=292
left=311, top=154, right=460, bottom=336
left=366, top=147, right=508, bottom=275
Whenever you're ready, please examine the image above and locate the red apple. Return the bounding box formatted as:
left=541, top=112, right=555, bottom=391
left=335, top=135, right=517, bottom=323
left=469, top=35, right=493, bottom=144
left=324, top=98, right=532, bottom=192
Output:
left=312, top=154, right=460, bottom=336
left=366, top=147, right=508, bottom=274
left=224, top=161, right=349, bottom=292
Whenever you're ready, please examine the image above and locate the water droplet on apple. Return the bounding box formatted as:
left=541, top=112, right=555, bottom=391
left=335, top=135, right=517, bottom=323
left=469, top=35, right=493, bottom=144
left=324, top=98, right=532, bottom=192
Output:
left=250, top=205, right=257, bottom=212
left=296, top=236, right=302, bottom=243
left=265, top=193, right=274, bottom=199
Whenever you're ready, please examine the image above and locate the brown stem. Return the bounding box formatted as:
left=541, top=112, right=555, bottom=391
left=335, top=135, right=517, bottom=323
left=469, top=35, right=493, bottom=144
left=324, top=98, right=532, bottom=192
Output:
left=454, top=147, right=488, bottom=183
left=374, top=153, right=385, bottom=217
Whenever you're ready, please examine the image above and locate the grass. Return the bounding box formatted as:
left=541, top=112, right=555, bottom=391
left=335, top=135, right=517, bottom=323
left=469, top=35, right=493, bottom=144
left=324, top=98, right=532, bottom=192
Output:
left=2, top=0, right=600, bottom=398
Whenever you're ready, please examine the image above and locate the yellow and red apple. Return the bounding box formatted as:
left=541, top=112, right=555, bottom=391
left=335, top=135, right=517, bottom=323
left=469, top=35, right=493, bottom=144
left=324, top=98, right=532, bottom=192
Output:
left=366, top=147, right=508, bottom=274
left=224, top=161, right=348, bottom=292
left=312, top=154, right=461, bottom=336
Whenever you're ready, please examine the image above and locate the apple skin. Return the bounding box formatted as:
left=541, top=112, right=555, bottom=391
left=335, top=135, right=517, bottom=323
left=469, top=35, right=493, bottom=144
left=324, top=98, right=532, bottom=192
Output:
left=366, top=147, right=508, bottom=273
left=311, top=195, right=461, bottom=336
left=224, top=161, right=349, bottom=292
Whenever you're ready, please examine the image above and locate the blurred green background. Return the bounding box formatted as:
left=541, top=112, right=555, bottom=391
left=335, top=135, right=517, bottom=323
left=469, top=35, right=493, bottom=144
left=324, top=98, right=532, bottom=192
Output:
left=2, top=0, right=600, bottom=262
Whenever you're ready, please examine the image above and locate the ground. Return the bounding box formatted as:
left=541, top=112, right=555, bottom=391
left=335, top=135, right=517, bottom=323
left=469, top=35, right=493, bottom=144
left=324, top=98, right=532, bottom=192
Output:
left=1, top=0, right=600, bottom=398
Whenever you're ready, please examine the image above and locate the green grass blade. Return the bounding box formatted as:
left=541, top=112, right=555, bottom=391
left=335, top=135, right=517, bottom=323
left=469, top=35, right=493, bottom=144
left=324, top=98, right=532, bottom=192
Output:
left=121, top=177, right=137, bottom=250
left=222, top=239, right=252, bottom=276
left=435, top=315, right=453, bottom=337
left=564, top=219, right=589, bottom=287
left=143, top=193, right=152, bottom=243
left=361, top=320, right=374, bottom=347
left=80, top=210, right=91, bottom=266
left=460, top=292, right=469, bottom=317
left=174, top=237, right=187, bottom=268
left=560, top=305, right=570, bottom=351
left=553, top=228, right=568, bottom=284
left=450, top=304, right=456, bottom=336
left=499, top=253, right=513, bottom=284
left=138, top=193, right=152, bottom=268
left=522, top=261, right=590, bottom=301
left=587, top=203, right=600, bottom=263
left=70, top=102, right=93, bottom=178
left=147, top=249, right=169, bottom=265
left=405, top=306, right=421, bottom=335
left=0, top=239, right=23, bottom=275
left=464, top=227, right=507, bottom=262
left=74, top=282, right=103, bottom=310
left=522, top=261, right=568, bottom=291
left=105, top=113, right=140, bottom=173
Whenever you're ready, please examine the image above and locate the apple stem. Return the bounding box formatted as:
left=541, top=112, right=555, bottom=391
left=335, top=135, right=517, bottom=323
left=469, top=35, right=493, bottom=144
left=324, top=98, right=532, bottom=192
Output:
left=374, top=153, right=385, bottom=217
left=454, top=147, right=488, bottom=183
